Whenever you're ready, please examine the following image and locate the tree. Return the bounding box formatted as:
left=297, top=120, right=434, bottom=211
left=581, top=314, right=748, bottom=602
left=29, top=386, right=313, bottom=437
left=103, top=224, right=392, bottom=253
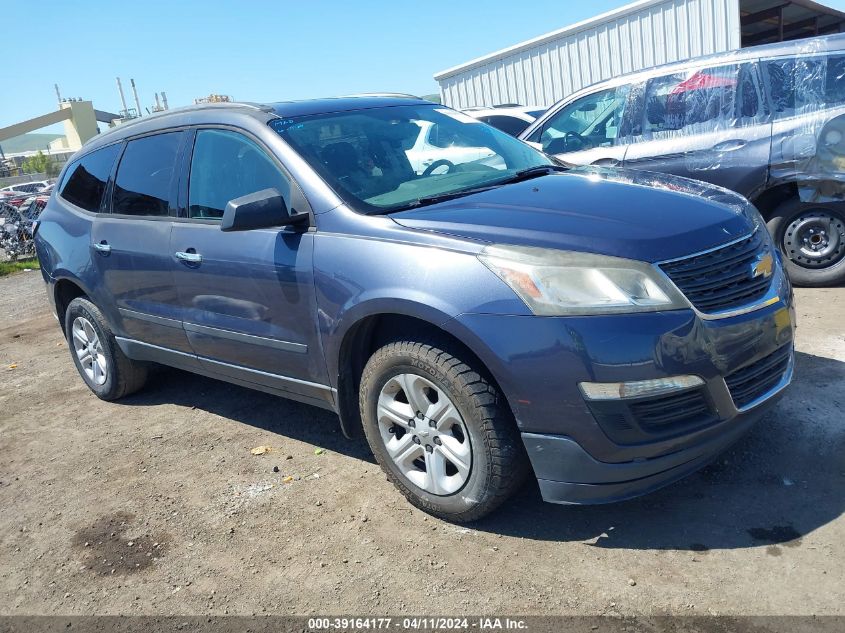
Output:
left=22, top=150, right=59, bottom=177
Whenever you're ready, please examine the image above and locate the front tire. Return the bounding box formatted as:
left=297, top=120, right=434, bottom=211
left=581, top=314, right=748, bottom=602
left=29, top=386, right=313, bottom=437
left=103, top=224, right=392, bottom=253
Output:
left=767, top=197, right=845, bottom=287
left=359, top=338, right=528, bottom=522
left=65, top=297, right=149, bottom=400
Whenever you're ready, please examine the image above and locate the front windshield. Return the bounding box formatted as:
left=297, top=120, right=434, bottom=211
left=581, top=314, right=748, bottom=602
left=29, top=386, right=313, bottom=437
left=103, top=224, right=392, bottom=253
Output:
left=269, top=104, right=552, bottom=214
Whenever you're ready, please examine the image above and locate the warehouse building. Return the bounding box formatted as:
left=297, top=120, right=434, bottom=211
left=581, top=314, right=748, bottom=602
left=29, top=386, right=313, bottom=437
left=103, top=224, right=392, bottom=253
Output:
left=435, top=0, right=845, bottom=109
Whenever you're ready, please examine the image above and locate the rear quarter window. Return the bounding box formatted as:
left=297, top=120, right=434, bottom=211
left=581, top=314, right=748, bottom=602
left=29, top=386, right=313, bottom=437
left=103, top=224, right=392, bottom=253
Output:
left=764, top=54, right=845, bottom=118
left=58, top=144, right=121, bottom=212
left=112, top=132, right=182, bottom=216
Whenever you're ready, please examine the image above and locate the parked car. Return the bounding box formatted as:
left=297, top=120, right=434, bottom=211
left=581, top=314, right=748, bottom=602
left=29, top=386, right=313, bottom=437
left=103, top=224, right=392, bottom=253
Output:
left=521, top=33, right=845, bottom=287
left=4, top=193, right=29, bottom=208
left=405, top=118, right=498, bottom=174
left=35, top=96, right=794, bottom=521
left=1, top=180, right=50, bottom=194
left=462, top=105, right=546, bottom=136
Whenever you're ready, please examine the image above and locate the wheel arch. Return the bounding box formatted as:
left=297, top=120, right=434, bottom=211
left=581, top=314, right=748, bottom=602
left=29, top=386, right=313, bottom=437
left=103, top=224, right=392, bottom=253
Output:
left=751, top=179, right=845, bottom=220
left=750, top=182, right=799, bottom=220
left=53, top=276, right=92, bottom=334
left=333, top=309, right=514, bottom=440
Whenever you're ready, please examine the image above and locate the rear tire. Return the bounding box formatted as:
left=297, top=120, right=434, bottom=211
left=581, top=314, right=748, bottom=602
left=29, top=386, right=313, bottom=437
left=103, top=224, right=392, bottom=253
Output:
left=65, top=297, right=149, bottom=400
left=766, top=197, right=845, bottom=287
left=359, top=338, right=528, bottom=522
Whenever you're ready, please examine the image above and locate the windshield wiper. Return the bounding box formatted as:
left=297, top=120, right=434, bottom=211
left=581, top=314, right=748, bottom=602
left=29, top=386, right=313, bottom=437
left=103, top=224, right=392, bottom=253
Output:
left=371, top=165, right=568, bottom=215
left=498, top=164, right=568, bottom=184
left=374, top=184, right=502, bottom=214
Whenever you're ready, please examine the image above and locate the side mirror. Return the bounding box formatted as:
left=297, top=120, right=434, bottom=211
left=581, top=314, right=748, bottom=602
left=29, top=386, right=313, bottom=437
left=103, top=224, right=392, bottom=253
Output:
left=220, top=188, right=308, bottom=232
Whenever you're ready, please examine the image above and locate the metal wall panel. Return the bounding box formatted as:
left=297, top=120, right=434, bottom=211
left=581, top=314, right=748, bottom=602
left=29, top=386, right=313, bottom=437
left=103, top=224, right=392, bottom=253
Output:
left=435, top=0, right=742, bottom=109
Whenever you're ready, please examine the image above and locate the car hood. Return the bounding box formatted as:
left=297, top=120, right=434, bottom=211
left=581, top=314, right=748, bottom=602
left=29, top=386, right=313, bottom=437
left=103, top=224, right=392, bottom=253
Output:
left=390, top=166, right=756, bottom=263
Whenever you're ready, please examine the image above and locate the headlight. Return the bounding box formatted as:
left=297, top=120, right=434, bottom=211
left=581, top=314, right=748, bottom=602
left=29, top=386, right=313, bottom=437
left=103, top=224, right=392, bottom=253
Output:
left=478, top=245, right=689, bottom=316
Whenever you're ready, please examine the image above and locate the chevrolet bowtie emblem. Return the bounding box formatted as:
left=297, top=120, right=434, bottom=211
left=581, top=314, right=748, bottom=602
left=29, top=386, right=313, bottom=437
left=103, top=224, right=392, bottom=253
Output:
left=751, top=252, right=774, bottom=279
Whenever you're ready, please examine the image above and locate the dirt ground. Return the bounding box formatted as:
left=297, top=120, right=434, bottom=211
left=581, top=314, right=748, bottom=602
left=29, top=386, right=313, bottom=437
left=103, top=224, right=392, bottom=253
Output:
left=0, top=270, right=843, bottom=616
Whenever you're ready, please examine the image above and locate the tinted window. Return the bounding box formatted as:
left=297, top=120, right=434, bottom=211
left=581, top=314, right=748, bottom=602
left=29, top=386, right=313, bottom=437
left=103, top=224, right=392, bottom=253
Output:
left=59, top=144, right=120, bottom=212
left=736, top=64, right=761, bottom=118
left=481, top=115, right=530, bottom=136
left=826, top=55, right=845, bottom=104
left=188, top=129, right=290, bottom=220
left=643, top=65, right=738, bottom=136
left=532, top=87, right=628, bottom=154
left=764, top=54, right=845, bottom=118
left=112, top=132, right=181, bottom=216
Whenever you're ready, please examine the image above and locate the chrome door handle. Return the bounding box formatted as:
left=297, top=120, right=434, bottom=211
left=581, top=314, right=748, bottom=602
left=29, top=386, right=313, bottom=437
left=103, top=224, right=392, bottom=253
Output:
left=175, top=251, right=202, bottom=264
left=92, top=242, right=111, bottom=254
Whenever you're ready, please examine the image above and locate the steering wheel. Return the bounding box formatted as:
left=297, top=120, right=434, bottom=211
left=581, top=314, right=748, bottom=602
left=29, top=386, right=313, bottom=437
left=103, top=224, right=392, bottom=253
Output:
left=563, top=131, right=586, bottom=151
left=422, top=159, right=455, bottom=176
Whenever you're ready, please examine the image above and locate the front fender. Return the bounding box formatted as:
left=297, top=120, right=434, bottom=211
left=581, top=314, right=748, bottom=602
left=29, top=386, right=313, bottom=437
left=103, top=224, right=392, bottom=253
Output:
left=313, top=232, right=529, bottom=384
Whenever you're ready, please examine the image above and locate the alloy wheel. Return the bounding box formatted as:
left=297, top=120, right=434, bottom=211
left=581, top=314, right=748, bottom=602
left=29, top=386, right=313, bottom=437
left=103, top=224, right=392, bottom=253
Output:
left=71, top=316, right=108, bottom=386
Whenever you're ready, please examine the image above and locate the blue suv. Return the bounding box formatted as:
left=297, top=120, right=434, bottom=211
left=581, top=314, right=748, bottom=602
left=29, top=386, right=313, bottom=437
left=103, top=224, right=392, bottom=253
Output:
left=35, top=96, right=795, bottom=521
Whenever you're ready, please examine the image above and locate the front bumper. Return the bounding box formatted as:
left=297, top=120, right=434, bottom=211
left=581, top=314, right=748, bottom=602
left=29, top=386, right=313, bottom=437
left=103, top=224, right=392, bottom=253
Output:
left=525, top=354, right=791, bottom=504
left=449, top=276, right=795, bottom=505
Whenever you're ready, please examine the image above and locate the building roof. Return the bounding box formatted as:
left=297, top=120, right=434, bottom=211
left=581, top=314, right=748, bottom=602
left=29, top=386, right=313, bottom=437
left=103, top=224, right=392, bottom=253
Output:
left=433, top=0, right=845, bottom=81
left=434, top=0, right=672, bottom=81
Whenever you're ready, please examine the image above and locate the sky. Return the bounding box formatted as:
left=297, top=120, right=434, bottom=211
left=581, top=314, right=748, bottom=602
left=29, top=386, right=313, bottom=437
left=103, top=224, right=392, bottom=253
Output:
left=3, top=0, right=845, bottom=132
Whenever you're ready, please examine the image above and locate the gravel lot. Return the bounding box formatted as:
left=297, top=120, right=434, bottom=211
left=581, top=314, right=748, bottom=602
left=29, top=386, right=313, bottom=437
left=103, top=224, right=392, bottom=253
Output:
left=0, top=270, right=843, bottom=616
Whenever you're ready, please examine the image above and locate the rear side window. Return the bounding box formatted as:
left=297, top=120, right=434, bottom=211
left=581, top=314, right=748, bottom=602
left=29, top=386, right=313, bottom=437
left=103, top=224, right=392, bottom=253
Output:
left=112, top=132, right=182, bottom=216
left=188, top=129, right=290, bottom=220
left=480, top=115, right=530, bottom=136
left=764, top=54, right=845, bottom=117
left=59, top=144, right=120, bottom=212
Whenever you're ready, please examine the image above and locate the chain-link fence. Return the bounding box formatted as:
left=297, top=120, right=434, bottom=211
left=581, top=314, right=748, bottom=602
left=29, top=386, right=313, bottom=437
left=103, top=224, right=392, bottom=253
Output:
left=0, top=195, right=46, bottom=262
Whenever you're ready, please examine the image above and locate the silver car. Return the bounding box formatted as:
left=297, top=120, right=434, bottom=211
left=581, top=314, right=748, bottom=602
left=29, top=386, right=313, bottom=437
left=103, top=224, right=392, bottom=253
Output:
left=521, top=33, right=845, bottom=286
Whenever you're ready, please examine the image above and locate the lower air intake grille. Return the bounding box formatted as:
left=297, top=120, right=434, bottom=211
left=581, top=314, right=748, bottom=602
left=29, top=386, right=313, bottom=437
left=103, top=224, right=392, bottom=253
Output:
left=725, top=345, right=792, bottom=409
left=587, top=387, right=716, bottom=444
left=629, top=389, right=711, bottom=430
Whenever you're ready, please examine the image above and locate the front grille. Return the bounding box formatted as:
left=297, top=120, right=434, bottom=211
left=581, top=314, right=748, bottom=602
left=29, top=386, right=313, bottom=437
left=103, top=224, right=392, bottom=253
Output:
left=659, top=230, right=773, bottom=313
left=587, top=387, right=717, bottom=444
left=725, top=345, right=792, bottom=409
